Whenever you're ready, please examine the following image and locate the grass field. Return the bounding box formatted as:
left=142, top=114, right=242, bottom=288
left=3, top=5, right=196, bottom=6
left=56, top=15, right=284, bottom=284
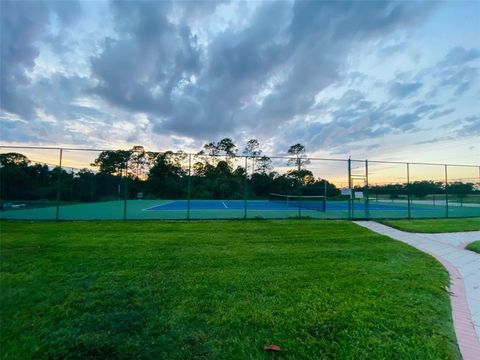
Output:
left=466, top=241, right=480, bottom=254
left=0, top=220, right=459, bottom=359
left=381, top=218, right=480, bottom=233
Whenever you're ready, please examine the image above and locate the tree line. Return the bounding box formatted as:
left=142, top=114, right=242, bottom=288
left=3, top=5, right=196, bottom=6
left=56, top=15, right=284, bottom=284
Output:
left=0, top=140, right=338, bottom=203
left=0, top=139, right=477, bottom=204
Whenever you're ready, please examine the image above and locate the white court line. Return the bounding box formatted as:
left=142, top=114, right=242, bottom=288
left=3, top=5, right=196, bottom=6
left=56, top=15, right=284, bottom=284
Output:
left=138, top=209, right=309, bottom=212
left=222, top=201, right=228, bottom=209
left=142, top=201, right=176, bottom=211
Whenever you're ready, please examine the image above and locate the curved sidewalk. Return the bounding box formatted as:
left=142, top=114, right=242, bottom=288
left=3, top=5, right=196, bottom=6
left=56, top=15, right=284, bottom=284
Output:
left=354, top=221, right=480, bottom=360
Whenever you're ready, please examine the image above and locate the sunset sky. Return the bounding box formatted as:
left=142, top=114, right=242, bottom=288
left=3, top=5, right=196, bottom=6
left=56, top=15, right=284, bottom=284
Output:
left=1, top=0, right=479, bottom=166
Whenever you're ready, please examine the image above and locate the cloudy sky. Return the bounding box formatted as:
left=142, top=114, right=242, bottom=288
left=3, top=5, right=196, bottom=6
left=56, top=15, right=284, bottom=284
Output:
left=1, top=0, right=479, bottom=165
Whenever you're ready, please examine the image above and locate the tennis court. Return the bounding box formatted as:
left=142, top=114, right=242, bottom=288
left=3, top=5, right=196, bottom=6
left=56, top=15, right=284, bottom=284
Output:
left=2, top=197, right=480, bottom=220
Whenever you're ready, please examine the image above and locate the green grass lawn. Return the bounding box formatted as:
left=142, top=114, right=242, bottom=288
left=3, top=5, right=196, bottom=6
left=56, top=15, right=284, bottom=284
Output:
left=381, top=217, right=480, bottom=233
left=1, top=220, right=459, bottom=359
left=466, top=241, right=480, bottom=254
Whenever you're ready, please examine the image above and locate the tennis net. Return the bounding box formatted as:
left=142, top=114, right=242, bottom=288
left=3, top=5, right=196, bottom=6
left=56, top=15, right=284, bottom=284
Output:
left=269, top=193, right=326, bottom=212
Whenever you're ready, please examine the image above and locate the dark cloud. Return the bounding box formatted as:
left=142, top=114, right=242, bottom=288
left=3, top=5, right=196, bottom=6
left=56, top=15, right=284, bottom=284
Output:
left=415, top=136, right=454, bottom=145
left=429, top=108, right=455, bottom=120
left=440, top=65, right=477, bottom=95
left=87, top=0, right=436, bottom=140
left=389, top=82, right=423, bottom=98
left=428, top=46, right=480, bottom=96
left=270, top=89, right=428, bottom=154
left=413, top=104, right=439, bottom=116
left=159, top=1, right=293, bottom=136
left=441, top=46, right=480, bottom=67
left=388, top=113, right=419, bottom=131
left=33, top=74, right=97, bottom=121
left=0, top=119, right=47, bottom=143
left=0, top=0, right=82, bottom=119
left=456, top=115, right=480, bottom=136
left=256, top=2, right=434, bottom=130
left=90, top=1, right=202, bottom=117
left=378, top=42, right=407, bottom=57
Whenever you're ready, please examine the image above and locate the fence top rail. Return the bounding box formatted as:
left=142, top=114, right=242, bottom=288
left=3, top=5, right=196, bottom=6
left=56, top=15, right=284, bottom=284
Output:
left=1, top=145, right=479, bottom=168
left=0, top=145, right=111, bottom=152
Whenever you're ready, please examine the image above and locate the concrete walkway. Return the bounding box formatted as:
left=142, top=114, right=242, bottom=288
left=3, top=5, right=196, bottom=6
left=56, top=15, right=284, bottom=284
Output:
left=355, top=221, right=480, bottom=360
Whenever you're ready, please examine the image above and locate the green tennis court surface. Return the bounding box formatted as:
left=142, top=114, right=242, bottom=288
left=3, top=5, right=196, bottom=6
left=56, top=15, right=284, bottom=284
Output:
left=2, top=198, right=480, bottom=220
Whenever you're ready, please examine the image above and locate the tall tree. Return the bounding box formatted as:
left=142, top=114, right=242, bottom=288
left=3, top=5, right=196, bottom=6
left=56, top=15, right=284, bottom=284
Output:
left=287, top=143, right=309, bottom=169
left=129, top=146, right=148, bottom=179
left=147, top=151, right=187, bottom=198
left=256, top=155, right=272, bottom=174
left=202, top=142, right=220, bottom=157
left=91, top=150, right=131, bottom=176
left=198, top=138, right=237, bottom=167
left=243, top=139, right=262, bottom=157
left=217, top=138, right=237, bottom=157
left=287, top=144, right=310, bottom=192
left=243, top=138, right=263, bottom=173
left=0, top=153, right=31, bottom=167
left=447, top=182, right=473, bottom=200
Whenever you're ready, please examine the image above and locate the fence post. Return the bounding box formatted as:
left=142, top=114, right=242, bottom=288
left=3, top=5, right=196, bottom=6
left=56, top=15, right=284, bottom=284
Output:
left=244, top=156, right=247, bottom=219
left=445, top=164, right=449, bottom=218
left=297, top=157, right=302, bottom=218
left=56, top=148, right=63, bottom=221
left=407, top=163, right=411, bottom=219
left=123, top=161, right=128, bottom=221
left=0, top=163, right=3, bottom=212
left=187, top=154, right=191, bottom=221
left=348, top=158, right=352, bottom=219
left=365, top=160, right=369, bottom=220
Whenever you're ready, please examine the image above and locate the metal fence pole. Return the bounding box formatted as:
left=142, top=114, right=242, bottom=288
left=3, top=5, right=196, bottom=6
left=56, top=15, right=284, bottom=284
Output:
left=244, top=156, right=247, bottom=219
left=407, top=163, right=411, bottom=219
left=123, top=161, right=128, bottom=221
left=348, top=158, right=352, bottom=219
left=55, top=148, right=63, bottom=221
left=187, top=154, right=191, bottom=221
left=0, top=163, right=3, bottom=212
left=365, top=160, right=369, bottom=220
left=297, top=157, right=301, bottom=218
left=445, top=164, right=449, bottom=218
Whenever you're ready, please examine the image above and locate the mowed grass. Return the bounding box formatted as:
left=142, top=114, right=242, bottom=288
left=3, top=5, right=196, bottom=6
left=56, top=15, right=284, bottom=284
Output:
left=466, top=241, right=480, bottom=254
left=1, top=220, right=459, bottom=359
left=381, top=217, right=480, bottom=233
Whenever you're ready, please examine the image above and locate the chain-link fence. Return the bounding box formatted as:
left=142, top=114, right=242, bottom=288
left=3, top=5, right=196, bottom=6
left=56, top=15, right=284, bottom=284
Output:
left=1, top=146, right=479, bottom=220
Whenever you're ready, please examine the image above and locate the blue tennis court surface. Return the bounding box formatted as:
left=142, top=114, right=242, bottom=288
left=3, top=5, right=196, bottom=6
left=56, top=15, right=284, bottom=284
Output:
left=143, top=200, right=418, bottom=212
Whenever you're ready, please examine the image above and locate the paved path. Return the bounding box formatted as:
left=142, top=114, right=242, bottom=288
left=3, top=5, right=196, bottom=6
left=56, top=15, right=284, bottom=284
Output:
left=355, top=221, right=480, bottom=360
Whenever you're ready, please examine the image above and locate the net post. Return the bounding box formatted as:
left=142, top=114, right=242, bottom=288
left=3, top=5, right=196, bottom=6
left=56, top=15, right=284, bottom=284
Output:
left=244, top=156, right=247, bottom=219
left=365, top=160, right=370, bottom=219
left=123, top=161, right=128, bottom=221
left=187, top=154, right=191, bottom=221
left=445, top=164, right=449, bottom=218
left=56, top=148, right=63, bottom=221
left=407, top=163, right=411, bottom=219
left=347, top=158, right=352, bottom=219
